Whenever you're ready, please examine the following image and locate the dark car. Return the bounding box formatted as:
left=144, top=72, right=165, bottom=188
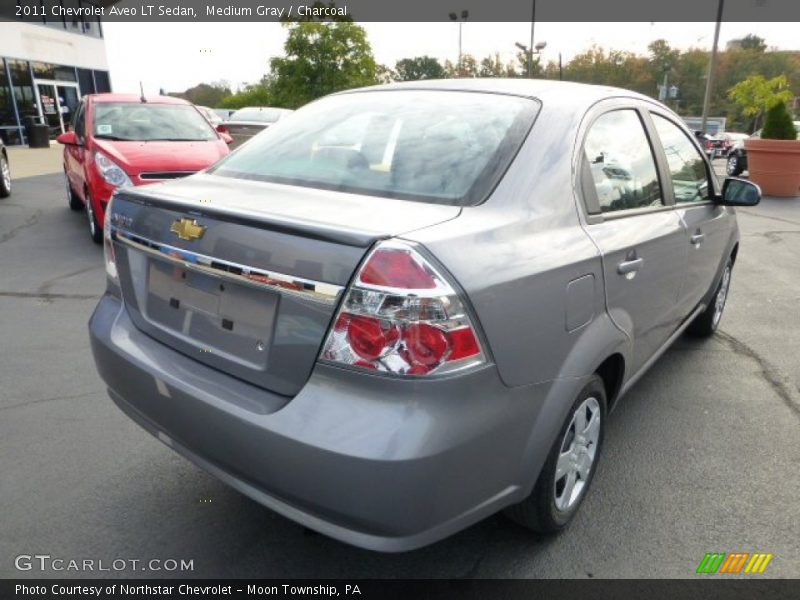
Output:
left=726, top=122, right=800, bottom=176
left=0, top=139, right=10, bottom=198
left=90, top=80, right=760, bottom=552
left=221, top=106, right=293, bottom=149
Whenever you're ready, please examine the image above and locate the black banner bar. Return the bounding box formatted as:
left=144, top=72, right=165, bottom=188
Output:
left=3, top=0, right=800, bottom=23
left=3, top=579, right=800, bottom=600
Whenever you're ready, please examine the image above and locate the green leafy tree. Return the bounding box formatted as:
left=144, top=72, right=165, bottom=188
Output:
left=268, top=8, right=378, bottom=108
left=732, top=34, right=767, bottom=52
left=760, top=100, right=798, bottom=140
left=172, top=82, right=232, bottom=107
left=728, top=74, right=794, bottom=132
left=394, top=56, right=446, bottom=81
left=218, top=82, right=272, bottom=109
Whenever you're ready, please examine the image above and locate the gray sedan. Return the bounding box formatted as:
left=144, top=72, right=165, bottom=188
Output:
left=89, top=80, right=760, bottom=552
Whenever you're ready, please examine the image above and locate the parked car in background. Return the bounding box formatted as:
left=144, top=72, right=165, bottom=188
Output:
left=196, top=105, right=223, bottom=128
left=222, top=106, right=293, bottom=148
left=726, top=122, right=800, bottom=176
left=91, top=80, right=760, bottom=552
left=0, top=139, right=10, bottom=198
left=213, top=108, right=235, bottom=122
left=57, top=94, right=232, bottom=243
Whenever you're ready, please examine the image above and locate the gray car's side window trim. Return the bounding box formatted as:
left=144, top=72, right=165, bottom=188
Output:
left=575, top=104, right=670, bottom=225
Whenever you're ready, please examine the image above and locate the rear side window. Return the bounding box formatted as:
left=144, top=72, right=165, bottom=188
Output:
left=211, top=91, right=539, bottom=206
left=651, top=114, right=711, bottom=203
left=583, top=109, right=663, bottom=213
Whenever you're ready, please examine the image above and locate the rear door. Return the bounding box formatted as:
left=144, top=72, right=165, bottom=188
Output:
left=578, top=105, right=688, bottom=373
left=647, top=112, right=730, bottom=314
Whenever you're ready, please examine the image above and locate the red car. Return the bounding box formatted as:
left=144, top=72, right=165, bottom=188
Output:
left=57, top=94, right=232, bottom=243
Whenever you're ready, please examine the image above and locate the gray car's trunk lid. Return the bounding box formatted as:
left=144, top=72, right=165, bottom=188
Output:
left=109, top=174, right=460, bottom=396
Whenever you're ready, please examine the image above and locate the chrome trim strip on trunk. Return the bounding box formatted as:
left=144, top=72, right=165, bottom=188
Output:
left=112, top=228, right=344, bottom=305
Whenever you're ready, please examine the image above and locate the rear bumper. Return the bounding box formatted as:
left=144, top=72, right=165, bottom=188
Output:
left=89, top=293, right=566, bottom=551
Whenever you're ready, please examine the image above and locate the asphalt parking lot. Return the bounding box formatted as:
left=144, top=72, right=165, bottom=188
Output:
left=1, top=165, right=799, bottom=579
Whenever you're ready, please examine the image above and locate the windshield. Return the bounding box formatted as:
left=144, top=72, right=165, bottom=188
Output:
left=211, top=91, right=539, bottom=205
left=92, top=103, right=218, bottom=142
left=230, top=108, right=289, bottom=123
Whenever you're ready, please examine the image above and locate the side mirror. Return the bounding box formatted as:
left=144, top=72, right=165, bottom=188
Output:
left=717, top=177, right=761, bottom=207
left=56, top=131, right=80, bottom=146
left=216, top=124, right=228, bottom=134
left=219, top=132, right=233, bottom=145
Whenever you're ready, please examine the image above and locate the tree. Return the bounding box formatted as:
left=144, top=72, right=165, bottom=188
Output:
left=218, top=82, right=272, bottom=109
left=394, top=56, right=446, bottom=81
left=172, top=82, right=232, bottom=107
left=761, top=100, right=798, bottom=140
left=732, top=34, right=767, bottom=52
left=728, top=74, right=794, bottom=132
left=268, top=15, right=379, bottom=108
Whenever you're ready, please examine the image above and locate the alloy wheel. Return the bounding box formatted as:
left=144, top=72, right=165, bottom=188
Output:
left=554, top=396, right=601, bottom=512
left=1, top=158, right=10, bottom=192
left=712, top=264, right=732, bottom=329
left=726, top=155, right=738, bottom=176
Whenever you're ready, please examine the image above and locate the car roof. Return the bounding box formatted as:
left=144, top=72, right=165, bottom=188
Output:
left=89, top=93, right=191, bottom=105
left=342, top=78, right=656, bottom=110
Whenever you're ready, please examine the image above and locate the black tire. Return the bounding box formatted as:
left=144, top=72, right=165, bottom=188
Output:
left=66, top=172, right=83, bottom=211
left=85, top=190, right=103, bottom=244
left=726, top=154, right=743, bottom=177
left=0, top=153, right=11, bottom=198
left=505, top=374, right=607, bottom=533
left=688, top=258, right=733, bottom=337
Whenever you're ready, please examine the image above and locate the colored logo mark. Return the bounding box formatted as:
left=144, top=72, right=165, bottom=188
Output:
left=696, top=552, right=773, bottom=574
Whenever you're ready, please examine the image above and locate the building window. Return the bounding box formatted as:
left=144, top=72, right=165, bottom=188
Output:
left=77, top=68, right=95, bottom=96
left=1, top=59, right=24, bottom=144
left=30, top=62, right=78, bottom=82
left=7, top=60, right=38, bottom=122
left=93, top=70, right=111, bottom=93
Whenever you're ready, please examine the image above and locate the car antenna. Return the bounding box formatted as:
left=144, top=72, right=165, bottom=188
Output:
left=139, top=81, right=147, bottom=103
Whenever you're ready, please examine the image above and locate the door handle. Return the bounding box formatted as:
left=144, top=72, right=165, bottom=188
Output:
left=617, top=257, right=643, bottom=275
left=691, top=233, right=705, bottom=245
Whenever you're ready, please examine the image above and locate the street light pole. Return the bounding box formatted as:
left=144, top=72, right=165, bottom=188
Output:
left=700, top=0, right=724, bottom=133
left=449, top=10, right=469, bottom=75
left=528, top=0, right=536, bottom=78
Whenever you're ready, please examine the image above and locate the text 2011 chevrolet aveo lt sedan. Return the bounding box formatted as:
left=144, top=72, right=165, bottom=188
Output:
left=89, top=80, right=760, bottom=551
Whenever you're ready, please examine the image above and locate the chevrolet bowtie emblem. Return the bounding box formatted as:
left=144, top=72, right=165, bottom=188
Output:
left=170, top=218, right=206, bottom=241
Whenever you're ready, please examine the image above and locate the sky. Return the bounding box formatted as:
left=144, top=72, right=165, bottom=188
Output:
left=103, top=21, right=799, bottom=96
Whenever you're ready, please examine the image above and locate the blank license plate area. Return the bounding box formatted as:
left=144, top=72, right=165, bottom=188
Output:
left=145, top=259, right=278, bottom=367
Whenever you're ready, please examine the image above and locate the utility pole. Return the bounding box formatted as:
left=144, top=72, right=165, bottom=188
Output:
left=701, top=0, right=724, bottom=133
left=528, top=0, right=536, bottom=78
left=449, top=10, right=469, bottom=74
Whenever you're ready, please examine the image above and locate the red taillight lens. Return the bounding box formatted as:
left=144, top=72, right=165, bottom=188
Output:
left=404, top=323, right=450, bottom=367
left=320, top=240, right=485, bottom=377
left=358, top=247, right=437, bottom=289
left=347, top=315, right=399, bottom=360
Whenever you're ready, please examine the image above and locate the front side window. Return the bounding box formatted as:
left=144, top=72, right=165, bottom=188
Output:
left=652, top=114, right=711, bottom=203
left=211, top=90, right=539, bottom=206
left=584, top=110, right=662, bottom=213
left=91, top=103, right=217, bottom=142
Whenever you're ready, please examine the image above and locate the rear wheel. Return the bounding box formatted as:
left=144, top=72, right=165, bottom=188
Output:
left=85, top=190, right=103, bottom=244
left=688, top=259, right=732, bottom=337
left=505, top=375, right=606, bottom=533
left=726, top=154, right=743, bottom=176
left=0, top=153, right=11, bottom=198
left=65, top=172, right=83, bottom=211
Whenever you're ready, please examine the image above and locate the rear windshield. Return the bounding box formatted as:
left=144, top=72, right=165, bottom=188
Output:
left=211, top=90, right=539, bottom=205
left=230, top=108, right=290, bottom=123
left=92, top=103, right=217, bottom=142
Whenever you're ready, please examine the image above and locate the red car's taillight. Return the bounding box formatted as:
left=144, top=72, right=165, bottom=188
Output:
left=320, top=241, right=486, bottom=376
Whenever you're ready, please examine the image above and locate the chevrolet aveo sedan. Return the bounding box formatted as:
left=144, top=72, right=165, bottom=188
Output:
left=57, top=94, right=231, bottom=243
left=89, top=80, right=760, bottom=551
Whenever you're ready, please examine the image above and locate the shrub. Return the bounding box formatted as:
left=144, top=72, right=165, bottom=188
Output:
left=761, top=101, right=798, bottom=140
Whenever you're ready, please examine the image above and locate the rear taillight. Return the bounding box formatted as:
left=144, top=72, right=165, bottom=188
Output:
left=103, top=196, right=117, bottom=281
left=320, top=240, right=486, bottom=376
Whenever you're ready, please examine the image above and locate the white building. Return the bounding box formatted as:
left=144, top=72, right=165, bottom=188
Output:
left=1, top=2, right=112, bottom=144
